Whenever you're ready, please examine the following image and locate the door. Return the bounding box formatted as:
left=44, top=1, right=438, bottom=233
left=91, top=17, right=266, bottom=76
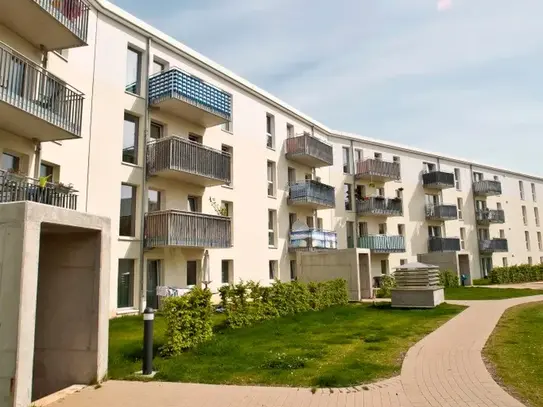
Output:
left=146, top=260, right=161, bottom=310
left=187, top=260, right=198, bottom=286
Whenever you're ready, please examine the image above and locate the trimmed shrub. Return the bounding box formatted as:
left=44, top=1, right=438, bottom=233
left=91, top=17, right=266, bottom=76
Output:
left=219, top=278, right=348, bottom=328
left=438, top=270, right=460, bottom=288
left=489, top=264, right=543, bottom=285
left=161, top=287, right=213, bottom=357
left=376, top=275, right=396, bottom=298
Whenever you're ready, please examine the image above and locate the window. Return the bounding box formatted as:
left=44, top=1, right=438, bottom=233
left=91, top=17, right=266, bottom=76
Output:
left=400, top=259, right=407, bottom=266
left=267, top=161, right=276, bottom=196
left=39, top=163, right=54, bottom=181
left=220, top=200, right=233, bottom=217
left=377, top=187, right=385, bottom=197
left=306, top=216, right=314, bottom=229
left=2, top=152, right=20, bottom=172
left=286, top=123, right=294, bottom=138
left=522, top=206, right=528, bottom=225
left=358, top=222, right=368, bottom=236
left=378, top=223, right=387, bottom=235
left=460, top=227, right=466, bottom=250
left=475, top=200, right=487, bottom=211
left=317, top=217, right=323, bottom=229
left=148, top=189, right=162, bottom=212
left=428, top=226, right=441, bottom=237
left=538, top=232, right=542, bottom=251
left=355, top=185, right=365, bottom=201
left=346, top=221, right=354, bottom=248
left=187, top=261, right=197, bottom=286
left=397, top=224, right=405, bottom=236
left=54, top=49, right=69, bottom=59
left=532, top=183, right=537, bottom=201
left=497, top=202, right=502, bottom=211
left=150, top=121, right=163, bottom=140
left=123, top=113, right=139, bottom=164
left=525, top=231, right=531, bottom=250
left=125, top=46, right=142, bottom=94
left=222, top=120, right=233, bottom=132
left=502, top=257, right=508, bottom=267
left=481, top=257, right=493, bottom=278
left=152, top=59, right=165, bottom=74
left=119, top=184, right=136, bottom=237
left=221, top=144, right=233, bottom=186
left=374, top=152, right=382, bottom=160
left=268, top=210, right=277, bottom=247
left=499, top=229, right=505, bottom=239
left=287, top=167, right=296, bottom=185
left=424, top=162, right=436, bottom=172
left=535, top=207, right=540, bottom=227
left=188, top=133, right=202, bottom=144
left=493, top=175, right=499, bottom=181
left=425, top=194, right=439, bottom=205
left=290, top=260, right=296, bottom=280
left=528, top=257, right=533, bottom=265
left=187, top=196, right=201, bottom=212
left=380, top=259, right=388, bottom=275
left=288, top=213, right=297, bottom=231
left=269, top=260, right=277, bottom=280
left=354, top=149, right=363, bottom=165
left=454, top=168, right=461, bottom=190
left=519, top=180, right=525, bottom=200
left=344, top=184, right=353, bottom=210
left=478, top=228, right=489, bottom=241
left=117, top=259, right=135, bottom=308
left=146, top=259, right=161, bottom=310
left=395, top=188, right=403, bottom=199
left=457, top=198, right=463, bottom=220
left=342, top=147, right=350, bottom=173
left=473, top=172, right=483, bottom=182
left=221, top=260, right=232, bottom=284
left=393, top=156, right=401, bottom=179
left=266, top=113, right=275, bottom=148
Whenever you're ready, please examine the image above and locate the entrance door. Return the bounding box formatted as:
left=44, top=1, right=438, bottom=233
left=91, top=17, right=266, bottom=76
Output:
left=146, top=260, right=161, bottom=310
left=187, top=260, right=198, bottom=286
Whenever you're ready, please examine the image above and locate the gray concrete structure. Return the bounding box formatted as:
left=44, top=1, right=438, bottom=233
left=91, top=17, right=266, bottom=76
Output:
left=391, top=262, right=444, bottom=308
left=0, top=202, right=110, bottom=407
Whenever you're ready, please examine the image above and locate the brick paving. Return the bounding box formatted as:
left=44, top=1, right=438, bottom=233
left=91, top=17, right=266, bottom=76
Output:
left=49, top=295, right=543, bottom=407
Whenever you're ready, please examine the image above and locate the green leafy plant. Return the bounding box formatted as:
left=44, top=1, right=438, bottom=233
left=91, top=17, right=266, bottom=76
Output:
left=489, top=264, right=543, bottom=285
left=209, top=197, right=228, bottom=216
left=160, top=287, right=213, bottom=357
left=438, top=270, right=460, bottom=288
left=376, top=275, right=396, bottom=298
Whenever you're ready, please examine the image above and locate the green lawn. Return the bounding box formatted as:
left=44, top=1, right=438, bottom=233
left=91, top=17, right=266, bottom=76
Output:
left=444, top=287, right=543, bottom=301
left=109, top=303, right=464, bottom=388
left=484, top=302, right=543, bottom=407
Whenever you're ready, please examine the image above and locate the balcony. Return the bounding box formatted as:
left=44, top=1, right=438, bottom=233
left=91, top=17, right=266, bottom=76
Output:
left=148, top=68, right=232, bottom=128
left=476, top=209, right=505, bottom=225
left=473, top=180, right=502, bottom=196
left=144, top=210, right=231, bottom=249
left=0, top=0, right=89, bottom=50
left=356, top=197, right=403, bottom=217
left=422, top=171, right=455, bottom=189
left=425, top=204, right=458, bottom=221
left=289, top=229, right=337, bottom=252
left=358, top=235, right=405, bottom=253
left=285, top=134, right=333, bottom=167
left=288, top=180, right=335, bottom=210
left=355, top=159, right=401, bottom=182
left=147, top=136, right=231, bottom=187
left=479, top=238, right=508, bottom=253
left=0, top=170, right=77, bottom=210
left=428, top=237, right=461, bottom=252
left=0, top=43, right=84, bottom=141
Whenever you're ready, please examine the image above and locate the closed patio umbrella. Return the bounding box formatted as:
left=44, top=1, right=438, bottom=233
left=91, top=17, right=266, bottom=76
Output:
left=202, top=250, right=211, bottom=288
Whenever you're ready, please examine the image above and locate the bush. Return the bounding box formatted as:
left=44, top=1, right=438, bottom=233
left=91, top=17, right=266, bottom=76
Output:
left=489, top=264, right=543, bottom=285
left=376, top=275, right=396, bottom=298
left=439, top=270, right=460, bottom=288
left=161, top=287, right=213, bottom=357
left=219, top=278, right=348, bottom=328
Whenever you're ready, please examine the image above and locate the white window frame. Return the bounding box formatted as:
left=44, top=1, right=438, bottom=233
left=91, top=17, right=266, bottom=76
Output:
left=522, top=205, right=528, bottom=225
left=266, top=113, right=275, bottom=149
left=267, top=160, right=276, bottom=197
left=457, top=198, right=463, bottom=220
left=269, top=260, right=277, bottom=280
left=460, top=227, right=466, bottom=250
left=454, top=168, right=461, bottom=190
left=535, top=207, right=540, bottom=227
left=532, top=183, right=537, bottom=201
left=268, top=210, right=277, bottom=247
left=519, top=180, right=525, bottom=200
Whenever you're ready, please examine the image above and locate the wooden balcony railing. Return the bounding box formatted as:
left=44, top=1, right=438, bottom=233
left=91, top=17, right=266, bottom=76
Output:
left=285, top=134, right=333, bottom=167
left=355, top=159, right=401, bottom=181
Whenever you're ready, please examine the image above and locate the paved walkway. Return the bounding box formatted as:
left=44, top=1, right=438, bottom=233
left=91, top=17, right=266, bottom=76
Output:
left=49, top=295, right=543, bottom=407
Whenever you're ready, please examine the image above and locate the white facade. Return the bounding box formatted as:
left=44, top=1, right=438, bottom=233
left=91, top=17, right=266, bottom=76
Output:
left=0, top=0, right=541, bottom=316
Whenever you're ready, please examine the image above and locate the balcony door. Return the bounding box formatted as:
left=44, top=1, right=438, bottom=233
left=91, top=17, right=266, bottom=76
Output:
left=481, top=257, right=493, bottom=278
left=187, top=260, right=198, bottom=286
left=425, top=194, right=439, bottom=205
left=475, top=200, right=487, bottom=210
left=478, top=228, right=489, bottom=240
left=146, top=260, right=161, bottom=310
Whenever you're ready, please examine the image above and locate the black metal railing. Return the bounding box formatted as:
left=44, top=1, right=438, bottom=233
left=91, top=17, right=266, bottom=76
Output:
left=147, top=136, right=231, bottom=184
left=34, top=0, right=90, bottom=43
left=0, top=170, right=77, bottom=209
left=425, top=204, right=458, bottom=220
left=479, top=238, right=508, bottom=253
left=0, top=42, right=84, bottom=137
left=357, top=235, right=405, bottom=252
left=356, top=197, right=403, bottom=216
left=428, top=237, right=460, bottom=252
left=285, top=134, right=333, bottom=166
left=145, top=210, right=231, bottom=249
left=422, top=171, right=455, bottom=188
left=473, top=180, right=502, bottom=196
left=476, top=209, right=505, bottom=224
left=288, top=180, right=335, bottom=208
left=355, top=159, right=401, bottom=181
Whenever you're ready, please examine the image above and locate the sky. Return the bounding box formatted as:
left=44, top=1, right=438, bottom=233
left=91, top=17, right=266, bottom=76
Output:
left=111, top=0, right=543, bottom=176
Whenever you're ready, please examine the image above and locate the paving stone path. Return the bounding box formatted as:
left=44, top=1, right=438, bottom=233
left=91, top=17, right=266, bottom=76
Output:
left=49, top=295, right=543, bottom=407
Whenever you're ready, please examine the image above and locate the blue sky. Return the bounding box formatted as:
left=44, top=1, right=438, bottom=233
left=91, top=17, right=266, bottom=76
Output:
left=111, top=0, right=543, bottom=175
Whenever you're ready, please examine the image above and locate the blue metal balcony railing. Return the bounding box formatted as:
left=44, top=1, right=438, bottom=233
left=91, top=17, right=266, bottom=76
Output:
left=289, top=229, right=337, bottom=251
left=34, top=0, right=90, bottom=43
left=288, top=180, right=335, bottom=208
left=357, top=235, right=406, bottom=253
left=148, top=68, right=232, bottom=120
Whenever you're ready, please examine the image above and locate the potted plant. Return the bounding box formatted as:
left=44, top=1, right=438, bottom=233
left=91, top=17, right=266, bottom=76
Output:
left=55, top=182, right=74, bottom=194
left=209, top=197, right=228, bottom=216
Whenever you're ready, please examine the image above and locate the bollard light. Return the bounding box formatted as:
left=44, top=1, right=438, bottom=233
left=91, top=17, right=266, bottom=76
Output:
left=142, top=307, right=155, bottom=375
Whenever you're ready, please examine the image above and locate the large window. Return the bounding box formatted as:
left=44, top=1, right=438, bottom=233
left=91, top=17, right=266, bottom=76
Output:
left=119, top=184, right=136, bottom=237
left=1, top=153, right=20, bottom=172
left=269, top=260, right=277, bottom=280
left=342, top=147, right=350, bottom=173
left=125, top=46, right=142, bottom=94
left=344, top=184, right=353, bottom=210
left=266, top=113, right=275, bottom=149
left=148, top=189, right=162, bottom=212
left=519, top=180, right=525, bottom=200
left=187, top=260, right=197, bottom=286
left=221, top=260, right=233, bottom=284
left=40, top=163, right=54, bottom=180
left=117, top=259, right=135, bottom=308
left=123, top=113, right=139, bottom=164
left=150, top=121, right=163, bottom=140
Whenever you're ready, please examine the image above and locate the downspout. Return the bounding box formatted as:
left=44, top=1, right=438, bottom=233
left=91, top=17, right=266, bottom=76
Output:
left=469, top=164, right=482, bottom=275
left=350, top=139, right=357, bottom=248
left=138, top=37, right=152, bottom=312
left=436, top=157, right=446, bottom=238
left=32, top=48, right=49, bottom=179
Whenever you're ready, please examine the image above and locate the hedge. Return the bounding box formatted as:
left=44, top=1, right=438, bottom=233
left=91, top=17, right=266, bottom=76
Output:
left=376, top=275, right=396, bottom=298
left=161, top=287, right=214, bottom=357
left=438, top=270, right=460, bottom=288
left=218, top=279, right=349, bottom=328
left=489, top=264, right=543, bottom=285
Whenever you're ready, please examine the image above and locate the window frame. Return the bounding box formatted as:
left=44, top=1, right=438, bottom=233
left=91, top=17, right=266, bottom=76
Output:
left=126, top=46, right=143, bottom=95
left=122, top=113, right=140, bottom=165
left=117, top=258, right=135, bottom=309
left=266, top=113, right=275, bottom=149
left=268, top=209, right=277, bottom=247
left=267, top=160, right=276, bottom=197
left=119, top=184, right=137, bottom=237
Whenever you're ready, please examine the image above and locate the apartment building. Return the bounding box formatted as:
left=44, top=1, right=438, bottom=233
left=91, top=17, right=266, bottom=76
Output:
left=0, top=0, right=541, bottom=316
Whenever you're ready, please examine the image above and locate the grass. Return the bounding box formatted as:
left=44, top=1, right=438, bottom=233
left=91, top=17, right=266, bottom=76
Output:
left=109, top=303, right=464, bottom=388
left=444, top=287, right=543, bottom=300
left=472, top=278, right=491, bottom=286
left=483, top=302, right=543, bottom=407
